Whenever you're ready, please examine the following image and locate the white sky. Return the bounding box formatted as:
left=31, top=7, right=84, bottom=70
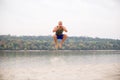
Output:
left=0, top=0, right=120, bottom=39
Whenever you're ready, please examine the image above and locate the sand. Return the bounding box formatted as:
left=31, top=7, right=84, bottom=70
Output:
left=0, top=63, right=120, bottom=80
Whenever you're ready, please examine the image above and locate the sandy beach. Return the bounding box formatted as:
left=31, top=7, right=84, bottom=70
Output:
left=0, top=63, right=120, bottom=80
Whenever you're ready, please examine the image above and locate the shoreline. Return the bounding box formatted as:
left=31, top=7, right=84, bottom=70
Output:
left=0, top=50, right=120, bottom=53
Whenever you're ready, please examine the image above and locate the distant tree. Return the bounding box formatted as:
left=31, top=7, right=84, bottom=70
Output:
left=0, top=35, right=120, bottom=50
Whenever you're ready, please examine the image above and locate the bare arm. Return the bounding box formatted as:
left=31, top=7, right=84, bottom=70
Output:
left=53, top=26, right=59, bottom=32
left=62, top=26, right=68, bottom=32
left=53, top=26, right=67, bottom=32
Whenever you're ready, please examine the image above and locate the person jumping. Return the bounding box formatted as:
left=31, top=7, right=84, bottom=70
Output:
left=52, top=21, right=68, bottom=49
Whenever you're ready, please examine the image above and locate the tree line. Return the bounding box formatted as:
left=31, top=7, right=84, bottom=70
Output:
left=0, top=35, right=120, bottom=50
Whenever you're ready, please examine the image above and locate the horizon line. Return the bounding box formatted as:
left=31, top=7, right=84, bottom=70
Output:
left=0, top=34, right=119, bottom=40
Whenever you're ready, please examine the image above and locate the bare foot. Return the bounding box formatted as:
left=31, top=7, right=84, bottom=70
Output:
left=59, top=43, right=62, bottom=48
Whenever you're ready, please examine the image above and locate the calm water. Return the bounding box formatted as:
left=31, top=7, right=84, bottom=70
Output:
left=0, top=50, right=120, bottom=80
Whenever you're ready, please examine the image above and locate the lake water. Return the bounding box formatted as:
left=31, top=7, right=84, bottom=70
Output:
left=0, top=50, right=120, bottom=80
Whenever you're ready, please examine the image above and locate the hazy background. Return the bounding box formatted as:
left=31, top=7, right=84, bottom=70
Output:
left=0, top=0, right=120, bottom=39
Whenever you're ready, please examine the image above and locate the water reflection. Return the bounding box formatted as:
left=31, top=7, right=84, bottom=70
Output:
left=0, top=50, right=120, bottom=80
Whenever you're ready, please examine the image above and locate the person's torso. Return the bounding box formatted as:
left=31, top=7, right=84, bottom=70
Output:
left=56, top=26, right=63, bottom=35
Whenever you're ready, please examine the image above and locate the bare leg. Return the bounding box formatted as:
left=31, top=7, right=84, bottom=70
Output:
left=53, top=34, right=58, bottom=49
left=59, top=34, right=67, bottom=48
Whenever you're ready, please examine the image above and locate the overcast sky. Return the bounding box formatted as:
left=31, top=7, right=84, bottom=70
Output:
left=0, top=0, right=120, bottom=39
